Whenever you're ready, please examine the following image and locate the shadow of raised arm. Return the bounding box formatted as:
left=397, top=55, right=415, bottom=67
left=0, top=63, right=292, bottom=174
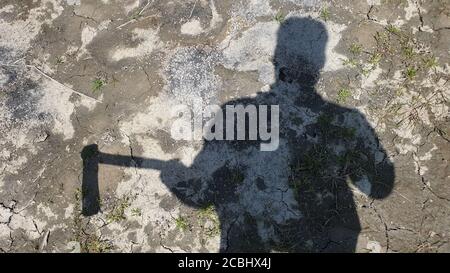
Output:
left=80, top=144, right=193, bottom=216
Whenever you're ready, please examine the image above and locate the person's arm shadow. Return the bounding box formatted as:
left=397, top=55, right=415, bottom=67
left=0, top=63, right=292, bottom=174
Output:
left=367, top=150, right=395, bottom=200
left=80, top=144, right=195, bottom=216
left=345, top=113, right=395, bottom=200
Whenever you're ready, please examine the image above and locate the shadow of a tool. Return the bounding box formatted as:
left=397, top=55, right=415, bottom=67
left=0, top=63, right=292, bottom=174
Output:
left=80, top=144, right=167, bottom=216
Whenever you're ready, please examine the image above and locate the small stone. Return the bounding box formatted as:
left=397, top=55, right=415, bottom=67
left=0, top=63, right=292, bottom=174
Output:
left=67, top=241, right=81, bottom=253
left=34, top=131, right=49, bottom=143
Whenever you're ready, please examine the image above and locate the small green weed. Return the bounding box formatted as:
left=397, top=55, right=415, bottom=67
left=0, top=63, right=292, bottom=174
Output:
left=337, top=88, right=351, bottom=103
left=92, top=78, right=105, bottom=93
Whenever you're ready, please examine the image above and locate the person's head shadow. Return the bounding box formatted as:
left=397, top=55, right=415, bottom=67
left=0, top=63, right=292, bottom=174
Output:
left=80, top=17, right=395, bottom=252
left=273, top=17, right=326, bottom=90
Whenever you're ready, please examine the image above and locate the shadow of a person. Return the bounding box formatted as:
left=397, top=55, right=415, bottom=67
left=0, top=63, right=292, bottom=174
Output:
left=81, top=17, right=394, bottom=252
left=159, top=17, right=395, bottom=252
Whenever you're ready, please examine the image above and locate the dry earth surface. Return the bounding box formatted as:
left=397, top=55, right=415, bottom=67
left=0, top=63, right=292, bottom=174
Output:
left=0, top=0, right=449, bottom=253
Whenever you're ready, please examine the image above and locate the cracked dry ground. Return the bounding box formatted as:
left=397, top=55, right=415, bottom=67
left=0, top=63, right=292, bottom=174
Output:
left=0, top=0, right=449, bottom=253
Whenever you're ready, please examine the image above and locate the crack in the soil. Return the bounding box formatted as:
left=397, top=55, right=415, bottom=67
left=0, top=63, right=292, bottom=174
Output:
left=223, top=217, right=239, bottom=253
left=319, top=239, right=341, bottom=252
left=370, top=200, right=390, bottom=252
left=412, top=151, right=450, bottom=203
left=415, top=1, right=425, bottom=31
left=366, top=5, right=378, bottom=22
left=159, top=231, right=174, bottom=253
left=433, top=26, right=450, bottom=31
left=72, top=11, right=99, bottom=24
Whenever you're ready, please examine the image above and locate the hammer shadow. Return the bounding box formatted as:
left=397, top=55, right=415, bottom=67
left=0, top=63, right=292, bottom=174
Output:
left=80, top=144, right=168, bottom=216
